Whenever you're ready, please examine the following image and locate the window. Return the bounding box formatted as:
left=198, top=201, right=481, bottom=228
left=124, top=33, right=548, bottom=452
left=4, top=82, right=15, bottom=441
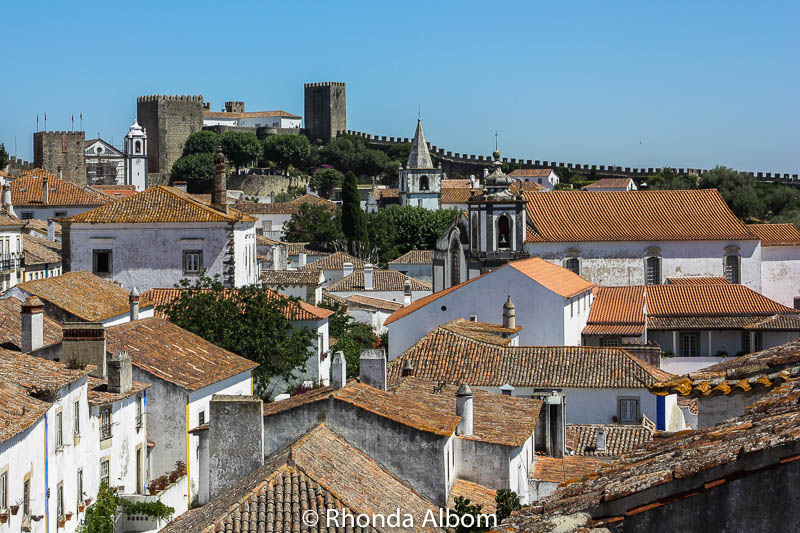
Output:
left=263, top=220, right=272, bottom=231
left=741, top=331, right=751, bottom=354
left=724, top=255, right=740, bottom=284
left=23, top=478, right=30, bottom=517
left=618, top=398, right=640, bottom=424
left=198, top=410, right=205, bottom=426
left=564, top=257, right=579, bottom=275
left=100, top=407, right=112, bottom=440
left=449, top=236, right=461, bottom=288
left=183, top=250, right=202, bottom=274
left=645, top=256, right=661, bottom=284
left=136, top=396, right=143, bottom=428
left=100, top=459, right=110, bottom=487
left=794, top=297, right=800, bottom=311
left=601, top=337, right=620, bottom=347
left=56, top=482, right=63, bottom=518
left=93, top=250, right=112, bottom=276
left=135, top=141, right=142, bottom=154
left=497, top=214, right=511, bottom=249
left=54, top=211, right=67, bottom=218
left=74, top=400, right=80, bottom=436
left=471, top=213, right=479, bottom=250
left=77, top=469, right=83, bottom=507
left=419, top=175, right=430, bottom=191
left=537, top=178, right=542, bottom=184
left=136, top=448, right=142, bottom=494
left=21, top=212, right=34, bottom=220
left=755, top=331, right=763, bottom=352
left=0, top=471, right=6, bottom=509
left=55, top=410, right=63, bottom=448
left=681, top=333, right=698, bottom=357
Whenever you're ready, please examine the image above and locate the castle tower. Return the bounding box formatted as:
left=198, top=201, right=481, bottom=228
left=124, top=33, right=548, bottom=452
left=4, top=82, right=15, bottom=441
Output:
left=33, top=131, right=87, bottom=185
left=136, top=94, right=204, bottom=178
left=124, top=120, right=148, bottom=191
left=303, top=82, right=346, bottom=142
left=399, top=119, right=443, bottom=209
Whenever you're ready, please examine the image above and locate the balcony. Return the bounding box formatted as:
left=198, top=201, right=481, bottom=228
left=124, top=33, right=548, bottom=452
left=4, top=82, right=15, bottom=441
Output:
left=100, top=424, right=112, bottom=441
left=0, top=255, right=22, bottom=273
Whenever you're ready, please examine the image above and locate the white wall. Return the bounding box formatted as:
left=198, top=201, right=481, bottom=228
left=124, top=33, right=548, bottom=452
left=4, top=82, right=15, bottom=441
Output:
left=0, top=228, right=24, bottom=290
left=760, top=245, right=800, bottom=308
left=387, top=263, right=433, bottom=284
left=17, top=206, right=96, bottom=221
left=263, top=319, right=330, bottom=397
left=0, top=414, right=46, bottom=533
left=347, top=307, right=394, bottom=334
left=327, top=289, right=430, bottom=305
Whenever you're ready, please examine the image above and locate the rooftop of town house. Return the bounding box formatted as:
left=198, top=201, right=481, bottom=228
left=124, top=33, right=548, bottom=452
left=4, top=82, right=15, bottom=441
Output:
left=0, top=377, right=51, bottom=443
left=495, top=376, right=800, bottom=533
left=523, top=189, right=755, bottom=243
left=326, top=270, right=432, bottom=293
left=579, top=178, right=635, bottom=190
left=665, top=276, right=729, bottom=285
left=23, top=218, right=62, bottom=238
left=203, top=109, right=301, bottom=119
left=22, top=233, right=61, bottom=265
left=344, top=294, right=403, bottom=312
left=387, top=323, right=673, bottom=389
left=746, top=222, right=800, bottom=246
left=0, top=206, right=25, bottom=227
left=61, top=185, right=257, bottom=224
left=566, top=423, right=654, bottom=458
left=259, top=269, right=324, bottom=286
left=440, top=318, right=521, bottom=346
left=235, top=194, right=337, bottom=215
left=88, top=184, right=138, bottom=199
left=255, top=234, right=282, bottom=246
left=299, top=250, right=366, bottom=271
left=86, top=376, right=151, bottom=407
left=530, top=455, right=610, bottom=485
left=448, top=479, right=498, bottom=514
left=0, top=348, right=91, bottom=398
left=285, top=242, right=329, bottom=256
left=372, top=186, right=399, bottom=199
left=142, top=286, right=332, bottom=322
left=649, top=338, right=800, bottom=399
left=105, top=317, right=258, bottom=391
left=440, top=187, right=484, bottom=204
left=0, top=296, right=63, bottom=350
left=388, top=249, right=434, bottom=265
left=509, top=169, right=558, bottom=178
left=160, top=424, right=446, bottom=533
left=441, top=179, right=473, bottom=188
left=13, top=270, right=153, bottom=322
left=10, top=170, right=112, bottom=207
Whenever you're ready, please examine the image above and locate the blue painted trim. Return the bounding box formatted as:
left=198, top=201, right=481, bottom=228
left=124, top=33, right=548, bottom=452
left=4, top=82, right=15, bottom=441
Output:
left=45, top=412, right=49, bottom=533
left=656, top=395, right=666, bottom=431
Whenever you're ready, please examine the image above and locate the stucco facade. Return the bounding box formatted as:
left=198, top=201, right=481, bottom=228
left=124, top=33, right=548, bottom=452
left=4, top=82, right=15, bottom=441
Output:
left=760, top=244, right=800, bottom=308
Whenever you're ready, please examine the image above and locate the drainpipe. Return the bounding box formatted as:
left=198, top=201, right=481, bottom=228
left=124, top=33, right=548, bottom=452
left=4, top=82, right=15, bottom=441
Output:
left=45, top=412, right=49, bottom=533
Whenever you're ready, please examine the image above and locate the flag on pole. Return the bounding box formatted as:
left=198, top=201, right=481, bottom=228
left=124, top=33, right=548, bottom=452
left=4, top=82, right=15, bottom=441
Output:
left=36, top=114, right=39, bottom=131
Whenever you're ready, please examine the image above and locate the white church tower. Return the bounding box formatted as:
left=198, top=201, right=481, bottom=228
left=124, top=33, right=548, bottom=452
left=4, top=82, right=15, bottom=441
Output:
left=124, top=120, right=148, bottom=191
left=398, top=119, right=443, bottom=209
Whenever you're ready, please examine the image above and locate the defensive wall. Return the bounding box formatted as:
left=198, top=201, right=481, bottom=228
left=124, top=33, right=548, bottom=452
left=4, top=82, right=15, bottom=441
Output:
left=33, top=130, right=87, bottom=184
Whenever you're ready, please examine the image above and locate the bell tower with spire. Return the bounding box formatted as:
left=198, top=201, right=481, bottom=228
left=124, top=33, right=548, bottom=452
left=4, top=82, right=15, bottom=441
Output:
left=398, top=118, right=443, bottom=209
left=124, top=119, right=148, bottom=191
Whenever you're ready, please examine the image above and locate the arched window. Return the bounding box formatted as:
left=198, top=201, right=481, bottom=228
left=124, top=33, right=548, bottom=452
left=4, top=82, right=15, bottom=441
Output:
left=497, top=214, right=512, bottom=250
left=419, top=175, right=429, bottom=191
left=471, top=213, right=479, bottom=250
left=724, top=255, right=740, bottom=283
left=645, top=256, right=661, bottom=285
left=449, top=235, right=461, bottom=288
left=135, top=141, right=142, bottom=154
left=564, top=257, right=579, bottom=275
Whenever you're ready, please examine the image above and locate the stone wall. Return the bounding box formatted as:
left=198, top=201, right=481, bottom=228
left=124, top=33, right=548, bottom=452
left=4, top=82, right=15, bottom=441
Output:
left=227, top=172, right=309, bottom=199
left=33, top=131, right=87, bottom=184
left=137, top=95, right=204, bottom=175
left=304, top=82, right=346, bottom=143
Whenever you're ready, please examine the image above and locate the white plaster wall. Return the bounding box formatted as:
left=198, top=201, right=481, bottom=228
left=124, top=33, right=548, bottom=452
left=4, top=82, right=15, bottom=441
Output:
left=508, top=437, right=534, bottom=504
left=327, top=289, right=430, bottom=305
left=387, top=263, right=433, bottom=284
left=264, top=319, right=330, bottom=397
left=525, top=240, right=761, bottom=291
left=0, top=416, right=46, bottom=533
left=660, top=356, right=736, bottom=375
left=0, top=228, right=24, bottom=290
left=17, top=206, right=95, bottom=221
left=760, top=246, right=800, bottom=308
left=347, top=307, right=393, bottom=334
left=233, top=224, right=259, bottom=287
left=251, top=214, right=292, bottom=237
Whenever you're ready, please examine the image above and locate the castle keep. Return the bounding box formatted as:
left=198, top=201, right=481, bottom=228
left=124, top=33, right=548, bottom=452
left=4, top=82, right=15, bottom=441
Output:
left=136, top=94, right=204, bottom=177
left=303, top=82, right=346, bottom=143
left=33, top=131, right=87, bottom=184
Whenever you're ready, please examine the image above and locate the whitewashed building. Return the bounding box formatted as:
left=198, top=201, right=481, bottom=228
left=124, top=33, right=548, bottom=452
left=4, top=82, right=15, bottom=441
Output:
left=580, top=177, right=637, bottom=191
left=0, top=195, right=25, bottom=291
left=235, top=194, right=337, bottom=240
left=9, top=168, right=111, bottom=220
left=325, top=264, right=432, bottom=305
left=747, top=223, right=800, bottom=309
left=85, top=138, right=125, bottom=184
left=398, top=119, right=444, bottom=209
left=298, top=251, right=366, bottom=287
left=388, top=249, right=433, bottom=284
left=508, top=168, right=560, bottom=190
left=203, top=107, right=301, bottom=129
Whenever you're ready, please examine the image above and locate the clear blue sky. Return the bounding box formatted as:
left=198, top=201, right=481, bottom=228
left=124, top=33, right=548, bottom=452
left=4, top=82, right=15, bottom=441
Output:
left=2, top=1, right=798, bottom=173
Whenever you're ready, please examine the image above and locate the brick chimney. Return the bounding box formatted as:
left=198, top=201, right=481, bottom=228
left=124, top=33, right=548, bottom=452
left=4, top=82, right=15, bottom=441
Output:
left=107, top=351, right=132, bottom=394
left=331, top=351, right=346, bottom=389
left=209, top=395, right=264, bottom=500
left=363, top=263, right=374, bottom=290
left=211, top=146, right=228, bottom=214
left=359, top=349, right=386, bottom=391
left=456, top=384, right=474, bottom=436
left=62, top=323, right=107, bottom=378
left=343, top=262, right=354, bottom=278
left=42, top=175, right=49, bottom=204
left=403, top=279, right=412, bottom=306
left=21, top=296, right=44, bottom=353
left=129, top=287, right=139, bottom=321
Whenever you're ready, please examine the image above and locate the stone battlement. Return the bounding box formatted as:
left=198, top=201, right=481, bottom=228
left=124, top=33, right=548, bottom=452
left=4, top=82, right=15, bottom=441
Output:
left=33, top=130, right=85, bottom=136
left=304, top=82, right=346, bottom=88
left=137, top=94, right=204, bottom=103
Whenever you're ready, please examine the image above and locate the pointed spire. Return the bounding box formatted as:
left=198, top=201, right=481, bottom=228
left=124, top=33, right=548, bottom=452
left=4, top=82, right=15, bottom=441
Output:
left=407, top=119, right=433, bottom=169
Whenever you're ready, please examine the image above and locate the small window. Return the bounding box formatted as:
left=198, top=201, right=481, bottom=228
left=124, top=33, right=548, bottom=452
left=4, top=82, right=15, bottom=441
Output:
left=497, top=214, right=512, bottom=249
left=755, top=331, right=763, bottom=352
left=0, top=471, right=7, bottom=509
left=77, top=469, right=83, bottom=507
left=135, top=140, right=142, bottom=154
left=100, top=459, right=110, bottom=487
left=54, top=211, right=67, bottom=218
left=198, top=410, right=205, bottom=426
left=537, top=178, right=542, bottom=184
left=136, top=396, right=143, bottom=428
left=618, top=398, right=640, bottom=424
left=741, top=331, right=751, bottom=354
left=93, top=250, right=112, bottom=276
left=564, top=258, right=579, bottom=275
left=74, top=400, right=80, bottom=436
left=724, top=255, right=740, bottom=284
left=23, top=478, right=30, bottom=517
left=794, top=297, right=800, bottom=311
left=100, top=407, right=112, bottom=440
left=55, top=410, right=63, bottom=448
left=419, top=175, right=429, bottom=191
left=56, top=482, right=64, bottom=519
left=601, top=337, right=620, bottom=347
left=21, top=212, right=34, bottom=220
left=681, top=333, right=698, bottom=357
left=183, top=250, right=203, bottom=274
left=645, top=256, right=661, bottom=285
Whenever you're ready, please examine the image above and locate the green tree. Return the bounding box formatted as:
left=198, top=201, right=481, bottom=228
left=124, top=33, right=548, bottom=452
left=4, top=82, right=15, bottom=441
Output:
left=319, top=134, right=401, bottom=179
left=700, top=165, right=763, bottom=219
left=321, top=300, right=380, bottom=377
left=220, top=130, right=261, bottom=172
left=78, top=484, right=118, bottom=533
left=0, top=143, right=9, bottom=170
left=453, top=496, right=489, bottom=533
left=263, top=134, right=312, bottom=168
left=309, top=168, right=344, bottom=199
left=494, top=489, right=521, bottom=522
left=341, top=171, right=367, bottom=251
left=182, top=130, right=220, bottom=156
left=365, top=205, right=460, bottom=265
left=646, top=167, right=697, bottom=190
left=170, top=152, right=214, bottom=192
left=386, top=142, right=411, bottom=163
left=158, top=275, right=316, bottom=397
left=284, top=203, right=343, bottom=246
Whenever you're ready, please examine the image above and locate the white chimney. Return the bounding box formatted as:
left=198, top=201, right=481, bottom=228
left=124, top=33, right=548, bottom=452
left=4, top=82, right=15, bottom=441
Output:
left=359, top=349, right=386, bottom=391
left=363, top=263, right=374, bottom=290
left=596, top=429, right=607, bottom=452
left=21, top=296, right=44, bottom=353
left=129, top=287, right=139, bottom=321
left=343, top=262, right=354, bottom=278
left=403, top=279, right=412, bottom=307
left=456, top=384, right=474, bottom=436
left=2, top=184, right=15, bottom=217
left=298, top=252, right=307, bottom=268
left=331, top=351, right=346, bottom=389
left=58, top=166, right=63, bottom=180
left=470, top=175, right=476, bottom=188
left=42, top=175, right=49, bottom=204
left=500, top=383, right=515, bottom=396
left=271, top=246, right=283, bottom=271
left=469, top=314, right=478, bottom=322
left=173, top=181, right=188, bottom=192
left=47, top=218, right=56, bottom=241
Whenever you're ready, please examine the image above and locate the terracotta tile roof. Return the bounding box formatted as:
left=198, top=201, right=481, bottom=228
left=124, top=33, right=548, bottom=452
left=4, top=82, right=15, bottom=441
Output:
left=255, top=234, right=282, bottom=246
left=162, top=424, right=445, bottom=533
left=389, top=249, right=434, bottom=264
left=0, top=377, right=50, bottom=443
left=89, top=184, right=138, bottom=198
left=105, top=317, right=258, bottom=391
left=23, top=218, right=62, bottom=237
left=0, top=207, right=24, bottom=227
left=15, top=271, right=153, bottom=322
left=286, top=242, right=329, bottom=256
left=744, top=315, right=800, bottom=331
left=531, top=456, right=610, bottom=485
left=142, top=287, right=332, bottom=321
left=510, top=181, right=549, bottom=192
left=448, top=479, right=497, bottom=513
left=442, top=318, right=520, bottom=346
left=566, top=424, right=653, bottom=457
left=204, top=109, right=301, bottom=119
left=0, top=297, right=63, bottom=349
left=747, top=223, right=800, bottom=246
left=22, top=234, right=61, bottom=265
left=86, top=376, right=150, bottom=407
left=501, top=377, right=800, bottom=532
left=581, top=324, right=645, bottom=336
left=388, top=323, right=673, bottom=389
left=345, top=294, right=403, bottom=312
left=262, top=383, right=339, bottom=417
left=665, top=276, right=729, bottom=285
left=580, top=178, right=634, bottom=190
left=441, top=179, right=473, bottom=188
left=62, top=186, right=256, bottom=224
left=650, top=338, right=800, bottom=398
left=509, top=169, right=556, bottom=178
left=300, top=250, right=366, bottom=271
left=260, top=269, right=323, bottom=286
left=509, top=258, right=595, bottom=298
left=524, top=189, right=755, bottom=242
left=375, top=187, right=399, bottom=199
left=0, top=348, right=90, bottom=395
left=326, top=270, right=432, bottom=292
left=236, top=194, right=337, bottom=215
left=441, top=187, right=483, bottom=204
left=10, top=172, right=111, bottom=207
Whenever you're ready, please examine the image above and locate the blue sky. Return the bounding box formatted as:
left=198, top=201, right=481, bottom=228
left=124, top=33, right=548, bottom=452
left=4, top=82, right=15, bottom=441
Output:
left=2, top=1, right=798, bottom=173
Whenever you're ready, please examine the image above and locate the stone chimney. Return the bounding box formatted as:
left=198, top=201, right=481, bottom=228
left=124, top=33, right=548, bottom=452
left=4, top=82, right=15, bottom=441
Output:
left=298, top=252, right=307, bottom=268
left=503, top=295, right=516, bottom=329
left=129, top=287, right=139, bottom=321
left=173, top=181, right=188, bottom=192
left=401, top=360, right=415, bottom=377
left=363, top=264, right=374, bottom=290
left=2, top=184, right=15, bottom=218
left=403, top=279, right=412, bottom=306
left=209, top=395, right=264, bottom=500
left=107, top=351, right=132, bottom=394
left=456, top=384, right=474, bottom=436
left=47, top=218, right=55, bottom=241
left=359, top=349, right=386, bottom=391
left=533, top=391, right=566, bottom=458
left=331, top=351, right=346, bottom=389
left=42, top=175, right=49, bottom=204
left=62, top=323, right=107, bottom=378
left=21, top=296, right=44, bottom=353
left=211, top=146, right=228, bottom=214
left=343, top=262, right=354, bottom=278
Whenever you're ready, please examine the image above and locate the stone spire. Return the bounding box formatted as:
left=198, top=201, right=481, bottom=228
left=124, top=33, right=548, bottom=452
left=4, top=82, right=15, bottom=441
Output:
left=407, top=119, right=433, bottom=169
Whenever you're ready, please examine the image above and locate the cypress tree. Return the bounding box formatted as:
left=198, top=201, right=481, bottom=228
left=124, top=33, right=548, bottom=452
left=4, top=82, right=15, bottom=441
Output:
left=341, top=171, right=367, bottom=253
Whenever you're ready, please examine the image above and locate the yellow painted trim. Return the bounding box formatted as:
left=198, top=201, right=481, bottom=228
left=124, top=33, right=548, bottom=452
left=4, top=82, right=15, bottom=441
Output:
left=185, top=397, right=190, bottom=504
left=250, top=371, right=254, bottom=395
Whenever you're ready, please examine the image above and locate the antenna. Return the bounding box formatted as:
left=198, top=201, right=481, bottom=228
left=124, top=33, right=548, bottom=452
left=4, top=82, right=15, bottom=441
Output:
left=495, top=131, right=498, bottom=151
left=418, top=105, right=421, bottom=120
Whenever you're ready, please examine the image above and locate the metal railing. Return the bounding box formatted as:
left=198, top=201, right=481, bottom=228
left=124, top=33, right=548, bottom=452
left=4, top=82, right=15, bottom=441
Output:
left=100, top=424, right=112, bottom=440
left=0, top=256, right=21, bottom=272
